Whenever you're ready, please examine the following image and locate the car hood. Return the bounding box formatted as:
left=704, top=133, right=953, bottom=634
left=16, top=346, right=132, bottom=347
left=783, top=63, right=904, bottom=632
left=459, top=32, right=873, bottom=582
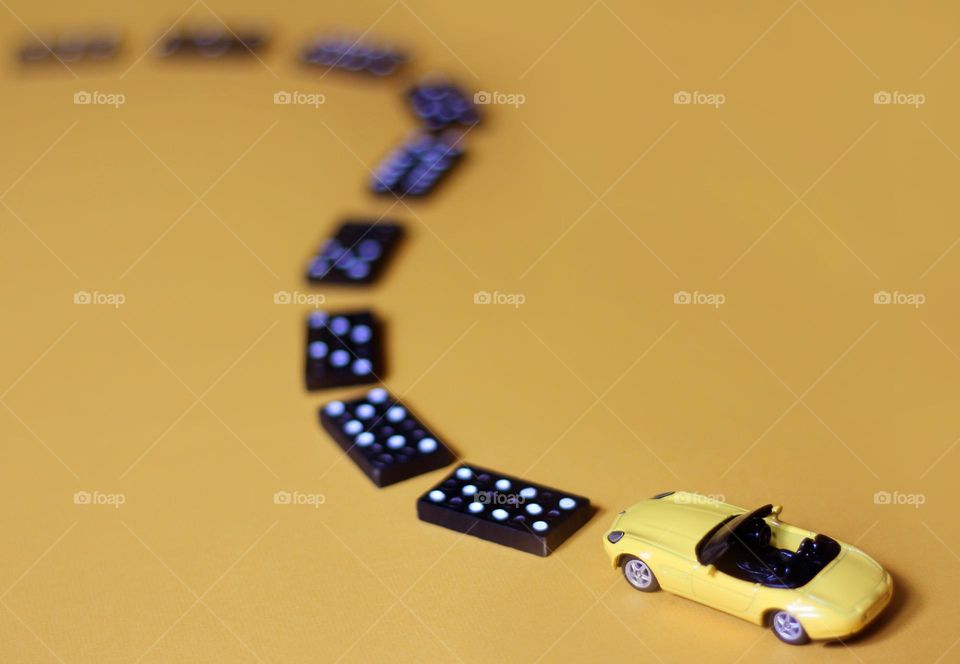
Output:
left=802, top=546, right=887, bottom=611
left=616, top=493, right=744, bottom=558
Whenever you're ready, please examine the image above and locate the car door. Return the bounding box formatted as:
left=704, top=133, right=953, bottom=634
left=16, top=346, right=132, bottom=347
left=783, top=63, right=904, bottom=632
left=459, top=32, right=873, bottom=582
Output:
left=691, top=565, right=759, bottom=613
left=647, top=550, right=695, bottom=598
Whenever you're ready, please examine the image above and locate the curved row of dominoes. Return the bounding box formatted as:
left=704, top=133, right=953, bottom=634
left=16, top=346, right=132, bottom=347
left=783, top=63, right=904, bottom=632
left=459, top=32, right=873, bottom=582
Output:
left=298, top=37, right=593, bottom=556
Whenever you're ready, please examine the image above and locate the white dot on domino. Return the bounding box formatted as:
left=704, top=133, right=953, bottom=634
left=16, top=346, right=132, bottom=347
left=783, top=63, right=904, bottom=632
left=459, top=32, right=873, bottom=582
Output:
left=367, top=388, right=388, bottom=403
left=495, top=479, right=511, bottom=491
left=429, top=490, right=445, bottom=502
left=532, top=521, right=548, bottom=532
left=386, top=405, right=406, bottom=422
left=352, top=358, right=372, bottom=376
left=387, top=434, right=405, bottom=449
left=356, top=404, right=375, bottom=419
left=520, top=487, right=537, bottom=499
left=358, top=239, right=382, bottom=261
left=343, top=420, right=363, bottom=435
left=492, top=509, right=508, bottom=521
left=308, top=311, right=328, bottom=328
left=468, top=502, right=483, bottom=513
left=325, top=401, right=345, bottom=416
left=356, top=432, right=374, bottom=447
left=330, top=349, right=350, bottom=367
left=559, top=497, right=576, bottom=510
left=330, top=316, right=351, bottom=336
left=526, top=503, right=543, bottom=515
left=455, top=467, right=472, bottom=480
left=347, top=262, right=370, bottom=280
left=418, top=437, right=437, bottom=453
left=350, top=325, right=373, bottom=344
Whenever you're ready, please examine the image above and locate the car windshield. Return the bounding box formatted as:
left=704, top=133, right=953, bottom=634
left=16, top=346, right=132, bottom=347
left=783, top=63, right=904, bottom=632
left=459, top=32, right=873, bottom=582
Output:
left=696, top=504, right=772, bottom=565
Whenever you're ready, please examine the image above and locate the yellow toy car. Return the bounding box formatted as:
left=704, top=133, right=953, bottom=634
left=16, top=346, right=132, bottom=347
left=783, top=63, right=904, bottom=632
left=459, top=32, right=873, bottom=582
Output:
left=603, top=492, right=892, bottom=644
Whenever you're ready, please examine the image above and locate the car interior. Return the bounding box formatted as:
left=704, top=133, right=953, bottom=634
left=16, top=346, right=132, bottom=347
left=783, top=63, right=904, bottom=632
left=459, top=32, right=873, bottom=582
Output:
left=713, top=510, right=841, bottom=588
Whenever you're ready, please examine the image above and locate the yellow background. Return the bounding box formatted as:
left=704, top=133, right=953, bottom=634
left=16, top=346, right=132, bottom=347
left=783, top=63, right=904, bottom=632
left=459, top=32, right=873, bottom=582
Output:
left=1, top=1, right=958, bottom=662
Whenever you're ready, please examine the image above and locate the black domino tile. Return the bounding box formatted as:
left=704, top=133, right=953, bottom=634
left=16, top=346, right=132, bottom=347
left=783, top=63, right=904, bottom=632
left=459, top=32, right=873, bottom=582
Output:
left=417, top=464, right=593, bottom=556
left=305, top=311, right=383, bottom=390
left=301, top=35, right=406, bottom=76
left=319, top=387, right=455, bottom=487
left=19, top=32, right=119, bottom=64
left=306, top=220, right=403, bottom=285
left=407, top=81, right=479, bottom=131
left=370, top=132, right=464, bottom=198
left=157, top=28, right=266, bottom=58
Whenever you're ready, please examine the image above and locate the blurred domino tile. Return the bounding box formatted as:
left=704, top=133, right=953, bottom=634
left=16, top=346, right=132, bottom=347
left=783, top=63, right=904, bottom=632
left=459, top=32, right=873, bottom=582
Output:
left=320, top=387, right=455, bottom=487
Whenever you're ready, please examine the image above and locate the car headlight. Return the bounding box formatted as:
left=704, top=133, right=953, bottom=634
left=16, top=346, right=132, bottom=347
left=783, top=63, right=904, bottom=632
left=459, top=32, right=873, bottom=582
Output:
left=607, top=531, right=624, bottom=543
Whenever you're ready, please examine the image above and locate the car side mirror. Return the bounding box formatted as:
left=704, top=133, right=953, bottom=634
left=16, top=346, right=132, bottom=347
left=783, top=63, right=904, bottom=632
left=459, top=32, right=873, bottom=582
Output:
left=770, top=504, right=783, bottom=518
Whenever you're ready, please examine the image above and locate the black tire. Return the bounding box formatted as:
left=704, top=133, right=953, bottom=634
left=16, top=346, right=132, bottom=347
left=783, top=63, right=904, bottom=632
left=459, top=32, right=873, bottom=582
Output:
left=621, top=555, right=660, bottom=592
left=770, top=610, right=810, bottom=645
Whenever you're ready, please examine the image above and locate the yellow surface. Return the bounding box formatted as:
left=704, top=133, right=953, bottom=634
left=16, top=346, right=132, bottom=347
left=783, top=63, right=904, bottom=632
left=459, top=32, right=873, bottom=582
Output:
left=603, top=493, right=893, bottom=640
left=1, top=1, right=959, bottom=662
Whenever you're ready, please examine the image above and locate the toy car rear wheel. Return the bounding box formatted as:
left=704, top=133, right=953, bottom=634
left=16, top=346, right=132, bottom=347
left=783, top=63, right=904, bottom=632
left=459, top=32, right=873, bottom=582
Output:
left=770, top=610, right=809, bottom=645
left=621, top=556, right=659, bottom=592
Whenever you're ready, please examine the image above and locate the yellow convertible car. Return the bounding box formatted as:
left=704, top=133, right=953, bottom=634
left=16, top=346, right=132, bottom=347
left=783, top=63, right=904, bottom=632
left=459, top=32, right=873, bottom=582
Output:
left=603, top=492, right=892, bottom=644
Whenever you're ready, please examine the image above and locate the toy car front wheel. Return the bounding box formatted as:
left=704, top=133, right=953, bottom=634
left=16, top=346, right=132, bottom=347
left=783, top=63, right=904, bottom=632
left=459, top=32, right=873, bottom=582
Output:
left=770, top=610, right=809, bottom=645
left=621, top=556, right=660, bottom=592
